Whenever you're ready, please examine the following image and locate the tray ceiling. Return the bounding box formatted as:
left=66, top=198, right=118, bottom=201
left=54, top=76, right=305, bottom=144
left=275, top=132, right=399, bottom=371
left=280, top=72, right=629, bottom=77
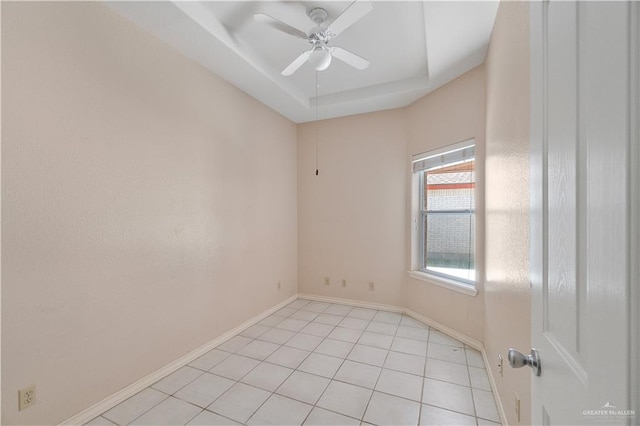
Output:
left=106, top=1, right=498, bottom=123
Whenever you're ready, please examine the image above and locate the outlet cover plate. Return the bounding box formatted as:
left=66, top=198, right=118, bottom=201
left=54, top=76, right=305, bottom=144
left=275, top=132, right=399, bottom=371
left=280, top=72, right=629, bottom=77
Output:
left=19, top=385, right=36, bottom=411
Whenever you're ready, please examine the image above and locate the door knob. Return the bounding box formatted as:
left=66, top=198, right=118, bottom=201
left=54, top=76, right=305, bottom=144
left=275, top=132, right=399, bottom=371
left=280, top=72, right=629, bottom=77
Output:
left=508, top=348, right=541, bottom=376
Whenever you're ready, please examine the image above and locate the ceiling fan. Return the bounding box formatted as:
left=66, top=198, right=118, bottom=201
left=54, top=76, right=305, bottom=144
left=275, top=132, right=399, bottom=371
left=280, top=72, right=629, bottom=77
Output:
left=254, top=1, right=373, bottom=76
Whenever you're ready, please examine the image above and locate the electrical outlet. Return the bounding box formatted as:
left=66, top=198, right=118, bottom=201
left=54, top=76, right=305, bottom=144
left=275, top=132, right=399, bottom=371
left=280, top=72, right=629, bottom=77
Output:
left=368, top=282, right=375, bottom=291
left=19, top=385, right=36, bottom=411
left=342, top=279, right=347, bottom=287
left=324, top=277, right=330, bottom=286
left=515, top=393, right=521, bottom=422
left=498, top=354, right=503, bottom=377
left=277, top=281, right=281, bottom=290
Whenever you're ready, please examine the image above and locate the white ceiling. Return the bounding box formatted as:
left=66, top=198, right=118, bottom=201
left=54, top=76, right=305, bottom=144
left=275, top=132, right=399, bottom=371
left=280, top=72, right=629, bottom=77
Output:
left=106, top=1, right=499, bottom=123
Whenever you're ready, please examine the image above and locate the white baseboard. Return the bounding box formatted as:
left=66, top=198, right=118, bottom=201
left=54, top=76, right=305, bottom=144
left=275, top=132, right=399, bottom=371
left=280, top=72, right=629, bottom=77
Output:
left=405, top=309, right=508, bottom=425
left=297, top=293, right=405, bottom=313
left=482, top=347, right=509, bottom=426
left=60, top=295, right=297, bottom=426
left=403, top=308, right=482, bottom=350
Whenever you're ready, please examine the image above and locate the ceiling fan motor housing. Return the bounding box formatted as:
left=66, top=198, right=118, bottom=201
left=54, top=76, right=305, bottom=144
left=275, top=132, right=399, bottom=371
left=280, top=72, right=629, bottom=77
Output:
left=308, top=7, right=329, bottom=25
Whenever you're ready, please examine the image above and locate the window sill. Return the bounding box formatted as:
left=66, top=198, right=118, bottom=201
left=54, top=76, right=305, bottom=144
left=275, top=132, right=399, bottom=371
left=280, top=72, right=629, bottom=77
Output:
left=408, top=271, right=478, bottom=297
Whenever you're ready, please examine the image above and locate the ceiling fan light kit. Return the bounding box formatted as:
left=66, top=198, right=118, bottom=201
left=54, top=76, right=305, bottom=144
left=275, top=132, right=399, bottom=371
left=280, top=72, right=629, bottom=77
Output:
left=254, top=1, right=372, bottom=76
left=309, top=47, right=332, bottom=71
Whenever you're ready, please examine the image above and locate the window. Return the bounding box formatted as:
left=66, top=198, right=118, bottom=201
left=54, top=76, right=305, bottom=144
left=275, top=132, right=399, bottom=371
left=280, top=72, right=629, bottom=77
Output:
left=412, top=141, right=475, bottom=286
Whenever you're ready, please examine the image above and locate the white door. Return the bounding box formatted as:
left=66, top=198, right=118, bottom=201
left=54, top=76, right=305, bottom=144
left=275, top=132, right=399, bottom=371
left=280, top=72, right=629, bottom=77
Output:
left=529, top=1, right=639, bottom=425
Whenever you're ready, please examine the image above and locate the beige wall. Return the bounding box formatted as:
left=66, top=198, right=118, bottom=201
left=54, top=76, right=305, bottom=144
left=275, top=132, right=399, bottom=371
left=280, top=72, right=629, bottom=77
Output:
left=404, top=66, right=486, bottom=342
left=484, top=2, right=531, bottom=425
left=1, top=3, right=297, bottom=424
left=297, top=110, right=407, bottom=306
left=297, top=68, right=486, bottom=338
left=2, top=1, right=533, bottom=424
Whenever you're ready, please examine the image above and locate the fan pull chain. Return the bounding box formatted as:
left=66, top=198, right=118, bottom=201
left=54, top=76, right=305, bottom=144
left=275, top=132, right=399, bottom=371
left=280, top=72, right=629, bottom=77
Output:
left=315, top=71, right=319, bottom=176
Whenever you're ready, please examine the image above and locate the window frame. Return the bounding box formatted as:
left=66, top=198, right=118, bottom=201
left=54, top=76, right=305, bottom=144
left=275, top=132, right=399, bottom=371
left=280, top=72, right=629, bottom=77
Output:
left=410, top=139, right=478, bottom=296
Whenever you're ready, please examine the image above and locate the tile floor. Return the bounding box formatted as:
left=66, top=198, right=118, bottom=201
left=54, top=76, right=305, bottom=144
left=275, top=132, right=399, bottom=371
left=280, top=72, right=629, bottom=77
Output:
left=86, top=299, right=501, bottom=426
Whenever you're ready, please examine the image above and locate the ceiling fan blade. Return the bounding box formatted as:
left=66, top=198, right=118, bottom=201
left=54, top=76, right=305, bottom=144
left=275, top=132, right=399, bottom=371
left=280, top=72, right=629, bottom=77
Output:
left=254, top=13, right=308, bottom=40
left=331, top=47, right=370, bottom=70
left=282, top=50, right=312, bottom=76
left=326, top=0, right=372, bottom=38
